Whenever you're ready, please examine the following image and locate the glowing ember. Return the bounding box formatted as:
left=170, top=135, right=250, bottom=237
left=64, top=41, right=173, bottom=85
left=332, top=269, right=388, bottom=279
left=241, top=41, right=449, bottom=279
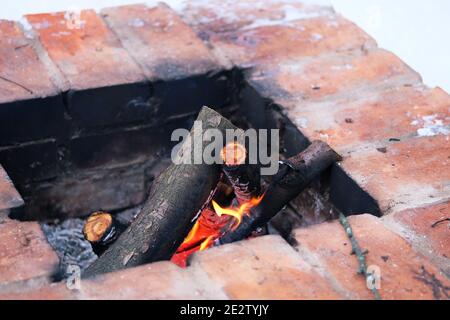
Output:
left=171, top=194, right=264, bottom=267
left=171, top=142, right=264, bottom=267
left=199, top=235, right=215, bottom=251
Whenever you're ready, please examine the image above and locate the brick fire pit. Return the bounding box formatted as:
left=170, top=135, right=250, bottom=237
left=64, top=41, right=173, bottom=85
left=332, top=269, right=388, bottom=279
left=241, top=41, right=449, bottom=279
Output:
left=0, top=0, right=448, bottom=300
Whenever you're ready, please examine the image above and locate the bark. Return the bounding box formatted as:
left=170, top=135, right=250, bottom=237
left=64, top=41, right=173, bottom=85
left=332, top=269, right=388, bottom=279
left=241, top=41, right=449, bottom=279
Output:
left=83, top=107, right=240, bottom=277
left=219, top=141, right=341, bottom=244
left=222, top=160, right=261, bottom=204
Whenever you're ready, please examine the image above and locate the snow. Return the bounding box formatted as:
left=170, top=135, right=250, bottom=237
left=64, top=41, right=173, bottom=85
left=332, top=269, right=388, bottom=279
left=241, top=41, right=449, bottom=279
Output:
left=295, top=117, right=309, bottom=128
left=1, top=0, right=449, bottom=92
left=128, top=18, right=145, bottom=28
left=411, top=114, right=450, bottom=137
left=310, top=33, right=323, bottom=41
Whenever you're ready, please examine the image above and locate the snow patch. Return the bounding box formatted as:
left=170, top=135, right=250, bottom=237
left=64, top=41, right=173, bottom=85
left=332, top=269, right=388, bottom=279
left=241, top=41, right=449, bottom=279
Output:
left=51, top=31, right=72, bottom=37
left=19, top=17, right=33, bottom=31
left=310, top=33, right=323, bottom=41
left=19, top=17, right=35, bottom=39
left=326, top=19, right=340, bottom=28
left=32, top=20, right=51, bottom=30
left=331, top=63, right=354, bottom=71
left=319, top=133, right=329, bottom=140
left=296, top=117, right=309, bottom=128
left=411, top=114, right=450, bottom=137
left=128, top=18, right=145, bottom=28
left=242, top=4, right=331, bottom=30
left=174, top=0, right=332, bottom=30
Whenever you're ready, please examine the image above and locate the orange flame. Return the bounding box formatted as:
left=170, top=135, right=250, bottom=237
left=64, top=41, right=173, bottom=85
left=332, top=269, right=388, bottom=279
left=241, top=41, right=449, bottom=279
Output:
left=199, top=235, right=215, bottom=251
left=171, top=194, right=264, bottom=268
left=211, top=195, right=263, bottom=229
left=183, top=219, right=200, bottom=244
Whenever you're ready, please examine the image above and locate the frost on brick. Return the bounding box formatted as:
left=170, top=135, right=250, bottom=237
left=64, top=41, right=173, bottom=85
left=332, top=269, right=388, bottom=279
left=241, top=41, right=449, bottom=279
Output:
left=178, top=0, right=335, bottom=31
left=411, top=114, right=450, bottom=137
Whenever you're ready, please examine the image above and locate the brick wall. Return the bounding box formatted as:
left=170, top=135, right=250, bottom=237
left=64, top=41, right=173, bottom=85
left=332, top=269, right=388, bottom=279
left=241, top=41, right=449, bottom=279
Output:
left=0, top=1, right=448, bottom=299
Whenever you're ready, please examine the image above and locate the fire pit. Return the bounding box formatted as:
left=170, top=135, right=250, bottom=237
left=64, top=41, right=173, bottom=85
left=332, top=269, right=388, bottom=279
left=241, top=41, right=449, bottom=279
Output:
left=35, top=101, right=342, bottom=278
left=1, top=0, right=447, bottom=301
left=0, top=5, right=374, bottom=280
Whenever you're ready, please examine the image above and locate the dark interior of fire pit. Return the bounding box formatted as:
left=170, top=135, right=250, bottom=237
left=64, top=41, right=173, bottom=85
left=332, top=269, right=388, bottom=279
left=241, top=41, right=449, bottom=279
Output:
left=0, top=68, right=380, bottom=277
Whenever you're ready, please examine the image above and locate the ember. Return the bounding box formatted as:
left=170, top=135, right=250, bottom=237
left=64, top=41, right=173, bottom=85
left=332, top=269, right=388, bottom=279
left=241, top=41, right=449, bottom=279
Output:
left=171, top=141, right=264, bottom=267
left=171, top=194, right=264, bottom=267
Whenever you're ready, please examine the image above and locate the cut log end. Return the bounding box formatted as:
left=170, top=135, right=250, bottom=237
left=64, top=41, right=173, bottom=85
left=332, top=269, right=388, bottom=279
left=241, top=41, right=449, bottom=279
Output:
left=221, top=142, right=247, bottom=166
left=221, top=142, right=261, bottom=205
left=83, top=212, right=114, bottom=243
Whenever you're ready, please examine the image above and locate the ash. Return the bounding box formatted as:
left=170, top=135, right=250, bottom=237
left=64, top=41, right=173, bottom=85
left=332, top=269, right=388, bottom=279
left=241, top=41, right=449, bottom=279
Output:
left=41, top=218, right=97, bottom=278
left=40, top=206, right=141, bottom=279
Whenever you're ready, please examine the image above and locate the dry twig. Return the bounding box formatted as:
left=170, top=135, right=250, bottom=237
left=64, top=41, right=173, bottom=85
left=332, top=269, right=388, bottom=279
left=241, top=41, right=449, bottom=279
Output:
left=338, top=213, right=382, bottom=300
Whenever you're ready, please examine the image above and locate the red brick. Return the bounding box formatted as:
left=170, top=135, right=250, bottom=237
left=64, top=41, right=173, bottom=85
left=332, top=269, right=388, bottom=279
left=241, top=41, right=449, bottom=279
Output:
left=0, top=282, right=73, bottom=300
left=384, top=201, right=450, bottom=274
left=0, top=20, right=59, bottom=103
left=229, top=17, right=373, bottom=67
left=248, top=49, right=420, bottom=104
left=182, top=5, right=375, bottom=68
left=25, top=10, right=145, bottom=91
left=340, top=135, right=450, bottom=214
left=0, top=165, right=23, bottom=216
left=0, top=20, right=65, bottom=145
left=101, top=3, right=219, bottom=81
left=180, top=0, right=334, bottom=34
left=81, top=261, right=226, bottom=299
left=190, top=235, right=342, bottom=299
left=1, top=261, right=227, bottom=300
left=294, top=214, right=450, bottom=300
left=0, top=218, right=59, bottom=288
left=285, top=86, right=450, bottom=153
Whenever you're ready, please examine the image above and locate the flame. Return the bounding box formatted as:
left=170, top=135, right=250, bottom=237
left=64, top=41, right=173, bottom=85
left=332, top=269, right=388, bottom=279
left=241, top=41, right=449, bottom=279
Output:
left=183, top=219, right=200, bottom=244
left=199, top=235, right=215, bottom=251
left=211, top=195, right=263, bottom=229
left=171, top=194, right=264, bottom=268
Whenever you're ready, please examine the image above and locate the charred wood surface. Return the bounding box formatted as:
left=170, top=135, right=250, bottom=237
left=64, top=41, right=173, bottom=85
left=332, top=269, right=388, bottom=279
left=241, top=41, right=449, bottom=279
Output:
left=83, top=107, right=240, bottom=277
left=219, top=141, right=341, bottom=244
left=221, top=142, right=261, bottom=204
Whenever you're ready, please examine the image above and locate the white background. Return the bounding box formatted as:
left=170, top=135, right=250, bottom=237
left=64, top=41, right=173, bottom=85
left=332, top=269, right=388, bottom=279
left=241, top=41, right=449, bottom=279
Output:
left=2, top=0, right=449, bottom=92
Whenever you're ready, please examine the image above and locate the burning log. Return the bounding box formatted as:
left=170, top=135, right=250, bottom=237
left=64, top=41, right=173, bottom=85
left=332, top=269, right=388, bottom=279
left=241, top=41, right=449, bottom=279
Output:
left=171, top=179, right=234, bottom=267
left=83, top=107, right=241, bottom=278
left=221, top=142, right=261, bottom=204
left=219, top=141, right=341, bottom=244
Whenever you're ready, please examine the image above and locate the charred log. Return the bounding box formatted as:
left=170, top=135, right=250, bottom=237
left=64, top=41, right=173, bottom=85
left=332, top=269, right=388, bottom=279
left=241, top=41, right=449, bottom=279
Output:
left=83, top=106, right=240, bottom=277
left=221, top=142, right=261, bottom=204
left=171, top=178, right=235, bottom=267
left=219, top=141, right=341, bottom=244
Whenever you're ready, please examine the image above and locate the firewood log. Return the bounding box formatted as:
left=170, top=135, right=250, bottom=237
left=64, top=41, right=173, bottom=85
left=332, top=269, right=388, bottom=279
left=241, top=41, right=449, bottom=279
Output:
left=219, top=141, right=341, bottom=244
left=83, top=106, right=241, bottom=277
left=220, top=142, right=261, bottom=204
